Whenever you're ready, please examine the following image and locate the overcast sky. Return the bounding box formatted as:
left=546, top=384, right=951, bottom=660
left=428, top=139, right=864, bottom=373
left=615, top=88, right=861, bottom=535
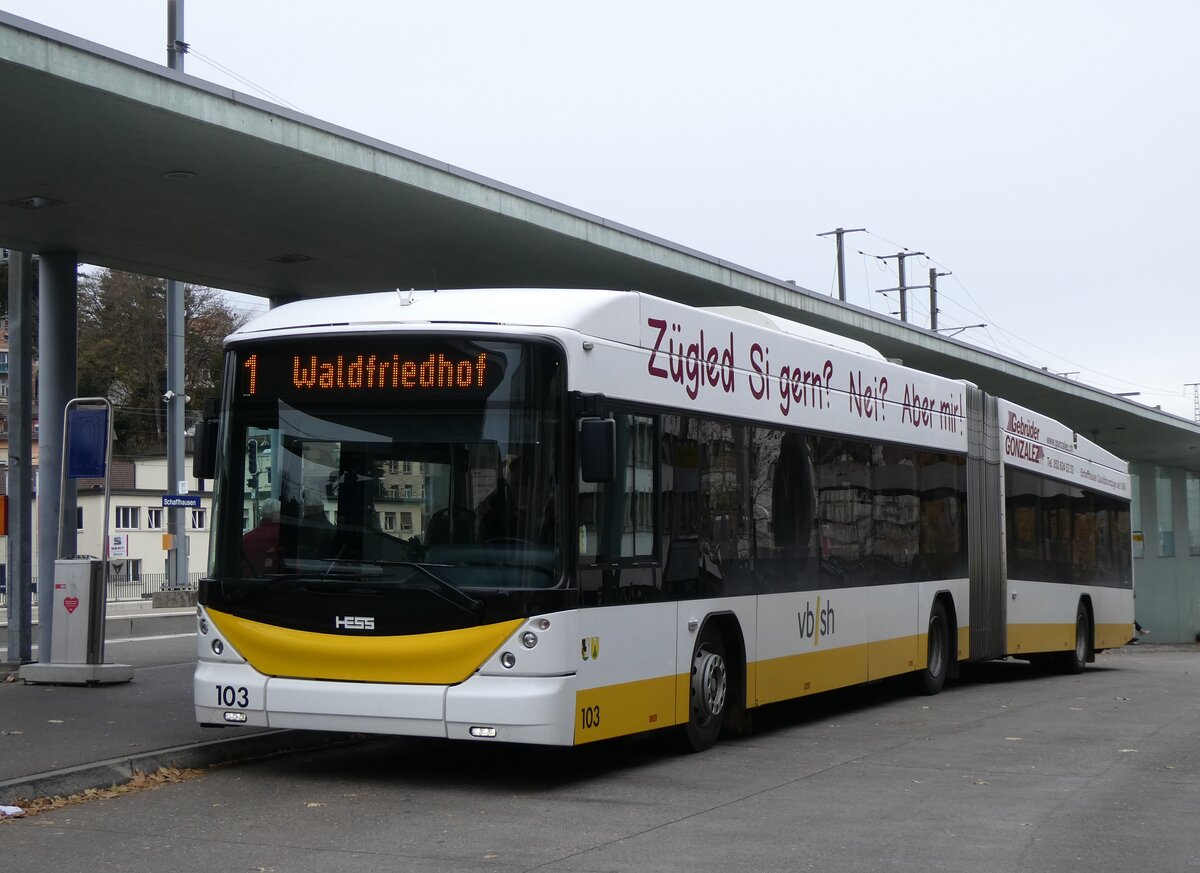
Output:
left=5, top=1, right=1198, bottom=419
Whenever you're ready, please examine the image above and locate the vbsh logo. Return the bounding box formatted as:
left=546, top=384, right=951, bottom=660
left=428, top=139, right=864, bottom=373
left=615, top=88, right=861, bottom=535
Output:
left=798, top=597, right=835, bottom=645
left=335, top=615, right=376, bottom=631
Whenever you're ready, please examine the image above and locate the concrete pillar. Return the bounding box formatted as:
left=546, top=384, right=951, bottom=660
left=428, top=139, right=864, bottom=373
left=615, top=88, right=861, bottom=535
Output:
left=4, top=251, right=34, bottom=665
left=36, top=251, right=78, bottom=659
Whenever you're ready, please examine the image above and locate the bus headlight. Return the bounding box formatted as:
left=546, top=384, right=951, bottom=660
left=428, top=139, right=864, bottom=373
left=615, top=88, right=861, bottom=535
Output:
left=500, top=651, right=516, bottom=669
left=211, top=639, right=225, bottom=655
left=520, top=631, right=538, bottom=649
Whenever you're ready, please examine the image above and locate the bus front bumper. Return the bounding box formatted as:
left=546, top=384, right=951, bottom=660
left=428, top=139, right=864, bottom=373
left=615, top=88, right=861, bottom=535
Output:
left=194, top=661, right=577, bottom=746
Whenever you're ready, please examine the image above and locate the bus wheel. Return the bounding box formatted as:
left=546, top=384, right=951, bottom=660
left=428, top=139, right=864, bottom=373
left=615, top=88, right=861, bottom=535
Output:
left=918, top=601, right=950, bottom=695
left=683, top=628, right=728, bottom=752
left=1058, top=603, right=1091, bottom=674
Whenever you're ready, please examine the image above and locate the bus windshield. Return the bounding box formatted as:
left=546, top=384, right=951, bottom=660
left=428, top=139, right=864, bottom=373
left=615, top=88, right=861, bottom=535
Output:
left=205, top=336, right=564, bottom=624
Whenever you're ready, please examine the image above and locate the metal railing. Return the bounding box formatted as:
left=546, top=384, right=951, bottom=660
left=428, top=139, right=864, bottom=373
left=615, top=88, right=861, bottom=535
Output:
left=0, top=571, right=202, bottom=608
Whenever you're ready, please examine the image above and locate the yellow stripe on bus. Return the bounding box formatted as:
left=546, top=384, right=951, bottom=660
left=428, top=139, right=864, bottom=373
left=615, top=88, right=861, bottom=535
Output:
left=1008, top=621, right=1134, bottom=655
left=569, top=617, right=1128, bottom=746
left=574, top=674, right=678, bottom=744
left=1095, top=623, right=1134, bottom=650
left=576, top=634, right=940, bottom=744
left=756, top=643, right=869, bottom=704
left=870, top=635, right=919, bottom=681
left=1006, top=623, right=1075, bottom=655
left=208, top=609, right=522, bottom=684
left=754, top=637, right=933, bottom=705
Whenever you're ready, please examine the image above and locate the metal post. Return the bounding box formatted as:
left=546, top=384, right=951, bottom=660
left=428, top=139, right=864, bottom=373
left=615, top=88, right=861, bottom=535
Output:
left=875, top=251, right=924, bottom=323
left=166, top=278, right=188, bottom=588
left=167, top=0, right=186, bottom=73
left=929, top=267, right=939, bottom=332
left=817, top=227, right=866, bottom=303
left=165, top=1, right=189, bottom=589
left=835, top=231, right=848, bottom=303
left=929, top=269, right=951, bottom=332
left=36, top=251, right=79, bottom=659
left=5, top=251, right=33, bottom=664
left=1186, top=383, right=1200, bottom=423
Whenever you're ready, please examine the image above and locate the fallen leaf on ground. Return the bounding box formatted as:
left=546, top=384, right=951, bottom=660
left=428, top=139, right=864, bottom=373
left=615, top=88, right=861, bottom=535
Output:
left=6, top=766, right=204, bottom=818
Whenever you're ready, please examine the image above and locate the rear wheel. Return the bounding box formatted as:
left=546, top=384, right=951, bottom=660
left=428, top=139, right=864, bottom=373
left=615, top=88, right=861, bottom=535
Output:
left=918, top=600, right=950, bottom=695
left=682, top=627, right=728, bottom=752
left=1057, top=603, right=1091, bottom=674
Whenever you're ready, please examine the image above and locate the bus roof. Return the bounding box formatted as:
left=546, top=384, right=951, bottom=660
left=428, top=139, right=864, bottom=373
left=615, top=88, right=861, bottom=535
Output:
left=233, top=288, right=885, bottom=359
left=233, top=288, right=639, bottom=339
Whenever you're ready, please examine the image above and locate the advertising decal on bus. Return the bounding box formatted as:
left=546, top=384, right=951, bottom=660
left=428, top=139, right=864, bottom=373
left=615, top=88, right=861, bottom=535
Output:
left=639, top=306, right=967, bottom=452
left=997, top=399, right=1129, bottom=497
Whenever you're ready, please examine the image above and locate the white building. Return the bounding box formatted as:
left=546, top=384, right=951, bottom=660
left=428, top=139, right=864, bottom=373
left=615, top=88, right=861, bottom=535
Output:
left=1, top=453, right=211, bottom=596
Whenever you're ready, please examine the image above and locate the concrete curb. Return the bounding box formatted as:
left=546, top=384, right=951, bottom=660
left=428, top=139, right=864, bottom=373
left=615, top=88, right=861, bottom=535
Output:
left=0, top=729, right=365, bottom=805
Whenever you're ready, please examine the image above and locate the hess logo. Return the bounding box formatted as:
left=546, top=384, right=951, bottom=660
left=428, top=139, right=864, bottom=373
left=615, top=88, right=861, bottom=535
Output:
left=335, top=615, right=375, bottom=631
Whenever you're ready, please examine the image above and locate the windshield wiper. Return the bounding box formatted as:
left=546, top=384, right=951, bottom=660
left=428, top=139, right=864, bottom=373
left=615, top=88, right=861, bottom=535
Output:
left=447, top=559, right=558, bottom=581
left=362, top=560, right=483, bottom=614
left=227, top=573, right=312, bottom=604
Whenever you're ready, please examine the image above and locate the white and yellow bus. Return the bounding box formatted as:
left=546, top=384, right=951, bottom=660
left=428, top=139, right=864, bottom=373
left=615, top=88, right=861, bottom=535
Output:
left=193, top=288, right=1133, bottom=751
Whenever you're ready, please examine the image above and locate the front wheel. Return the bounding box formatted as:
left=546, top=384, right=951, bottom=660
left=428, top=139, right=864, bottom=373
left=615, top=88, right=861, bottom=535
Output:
left=917, top=600, right=950, bottom=695
left=682, top=627, right=728, bottom=753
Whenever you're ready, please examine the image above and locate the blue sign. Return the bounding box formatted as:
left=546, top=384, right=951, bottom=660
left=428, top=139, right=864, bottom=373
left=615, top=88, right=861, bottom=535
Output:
left=163, top=494, right=201, bottom=508
left=66, top=407, right=108, bottom=478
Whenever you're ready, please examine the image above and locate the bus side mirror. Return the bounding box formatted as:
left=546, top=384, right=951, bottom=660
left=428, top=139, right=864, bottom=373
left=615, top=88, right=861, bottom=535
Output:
left=579, top=418, right=616, bottom=483
left=193, top=419, right=218, bottom=480
left=192, top=397, right=220, bottom=481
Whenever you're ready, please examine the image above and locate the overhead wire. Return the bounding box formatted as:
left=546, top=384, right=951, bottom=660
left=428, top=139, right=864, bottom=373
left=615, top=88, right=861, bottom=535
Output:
left=918, top=254, right=1187, bottom=399
left=182, top=45, right=307, bottom=114
left=823, top=231, right=1184, bottom=399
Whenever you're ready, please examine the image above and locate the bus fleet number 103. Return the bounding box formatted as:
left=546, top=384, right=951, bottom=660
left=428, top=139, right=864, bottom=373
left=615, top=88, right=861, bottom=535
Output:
left=216, top=685, right=249, bottom=708
left=580, top=705, right=602, bottom=729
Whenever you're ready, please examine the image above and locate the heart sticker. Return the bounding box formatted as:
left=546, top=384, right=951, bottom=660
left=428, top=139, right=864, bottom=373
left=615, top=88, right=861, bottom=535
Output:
left=63, top=596, right=80, bottom=614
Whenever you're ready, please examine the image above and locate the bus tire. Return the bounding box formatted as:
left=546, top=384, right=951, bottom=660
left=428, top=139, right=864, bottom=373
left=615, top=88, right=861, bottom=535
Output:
left=918, top=600, right=950, bottom=696
left=1058, top=602, right=1091, bottom=675
left=682, top=626, right=728, bottom=753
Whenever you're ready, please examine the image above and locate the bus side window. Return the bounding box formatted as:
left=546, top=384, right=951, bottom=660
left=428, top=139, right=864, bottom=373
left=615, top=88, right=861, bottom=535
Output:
left=577, top=413, right=658, bottom=605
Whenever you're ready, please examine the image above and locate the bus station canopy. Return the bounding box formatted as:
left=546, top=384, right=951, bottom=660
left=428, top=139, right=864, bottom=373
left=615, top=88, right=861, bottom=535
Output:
left=1, top=11, right=1197, bottom=470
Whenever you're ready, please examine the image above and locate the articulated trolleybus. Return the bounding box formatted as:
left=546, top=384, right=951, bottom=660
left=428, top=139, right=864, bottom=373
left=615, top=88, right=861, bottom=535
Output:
left=194, top=288, right=1133, bottom=751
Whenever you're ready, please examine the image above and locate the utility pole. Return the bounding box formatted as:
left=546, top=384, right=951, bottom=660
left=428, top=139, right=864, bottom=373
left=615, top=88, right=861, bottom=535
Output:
left=165, top=0, right=189, bottom=589
left=928, top=268, right=951, bottom=331
left=1187, top=383, right=1200, bottom=422
left=875, top=251, right=925, bottom=323
left=816, top=227, right=866, bottom=303
left=890, top=266, right=952, bottom=331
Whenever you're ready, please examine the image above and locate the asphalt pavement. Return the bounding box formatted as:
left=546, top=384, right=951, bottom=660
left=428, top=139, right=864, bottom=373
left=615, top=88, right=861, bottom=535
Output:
left=0, top=601, right=348, bottom=805
left=1, top=644, right=1197, bottom=873
left=0, top=601, right=1191, bottom=817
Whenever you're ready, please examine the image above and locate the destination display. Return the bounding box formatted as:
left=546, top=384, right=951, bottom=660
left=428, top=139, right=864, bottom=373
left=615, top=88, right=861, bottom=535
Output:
left=236, top=339, right=507, bottom=400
